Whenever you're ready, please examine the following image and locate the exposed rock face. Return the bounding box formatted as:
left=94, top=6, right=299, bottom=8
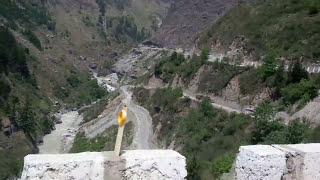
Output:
left=236, top=144, right=320, bottom=180
left=93, top=73, right=119, bottom=92
left=152, top=0, right=241, bottom=49
left=290, top=96, right=320, bottom=127
left=222, top=76, right=240, bottom=102
left=251, top=87, right=273, bottom=106
left=21, top=150, right=187, bottom=180
left=112, top=45, right=169, bottom=80
left=226, top=36, right=254, bottom=62
left=148, top=74, right=164, bottom=88
left=188, top=65, right=205, bottom=93
left=1, top=118, right=15, bottom=137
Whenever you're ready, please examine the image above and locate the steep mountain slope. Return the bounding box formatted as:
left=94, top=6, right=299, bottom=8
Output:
left=2, top=0, right=320, bottom=179
left=151, top=0, right=241, bottom=49
left=197, top=0, right=320, bottom=61
left=0, top=0, right=171, bottom=179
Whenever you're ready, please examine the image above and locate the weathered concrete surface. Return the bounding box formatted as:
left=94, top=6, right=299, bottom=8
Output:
left=236, top=144, right=320, bottom=180
left=274, top=144, right=320, bottom=180
left=21, top=150, right=187, bottom=180
left=236, top=145, right=286, bottom=180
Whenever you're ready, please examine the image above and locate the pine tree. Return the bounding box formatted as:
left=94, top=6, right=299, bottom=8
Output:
left=186, top=156, right=200, bottom=180
left=288, top=61, right=308, bottom=84
left=273, top=62, right=286, bottom=98
left=200, top=47, right=210, bottom=62
left=261, top=52, right=277, bottom=81
left=19, top=98, right=36, bottom=135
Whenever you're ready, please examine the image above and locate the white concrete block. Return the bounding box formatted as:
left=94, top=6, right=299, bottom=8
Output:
left=235, top=145, right=286, bottom=180
left=122, top=150, right=187, bottom=179
left=236, top=144, right=320, bottom=180
left=21, top=150, right=187, bottom=180
left=273, top=144, right=320, bottom=180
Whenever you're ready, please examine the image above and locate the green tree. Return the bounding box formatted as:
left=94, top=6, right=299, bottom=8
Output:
left=288, top=61, right=308, bottom=84
left=98, top=15, right=103, bottom=24
left=41, top=116, right=54, bottom=134
left=286, top=119, right=309, bottom=144
left=252, top=102, right=279, bottom=143
left=282, top=79, right=318, bottom=104
left=273, top=62, right=286, bottom=98
left=19, top=98, right=36, bottom=135
left=309, top=0, right=320, bottom=15
left=201, top=48, right=210, bottom=62
left=200, top=97, right=216, bottom=117
left=261, top=52, right=277, bottom=80
left=201, top=47, right=210, bottom=62
left=186, top=156, right=200, bottom=180
left=253, top=102, right=275, bottom=123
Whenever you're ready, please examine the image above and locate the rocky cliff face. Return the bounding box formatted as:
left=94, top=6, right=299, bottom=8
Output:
left=151, top=0, right=241, bottom=49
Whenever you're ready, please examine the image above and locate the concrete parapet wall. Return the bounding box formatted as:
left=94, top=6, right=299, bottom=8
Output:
left=21, top=150, right=187, bottom=180
left=236, top=143, right=320, bottom=180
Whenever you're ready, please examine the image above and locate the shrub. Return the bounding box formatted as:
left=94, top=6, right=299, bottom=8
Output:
left=186, top=156, right=200, bottom=180
left=201, top=47, right=210, bottom=62
left=198, top=62, right=242, bottom=94
left=282, top=79, right=318, bottom=104
left=209, top=153, right=235, bottom=178
left=305, top=124, right=320, bottom=143
left=66, top=75, right=81, bottom=88
left=288, top=61, right=309, bottom=84
left=151, top=88, right=183, bottom=113
left=286, top=119, right=309, bottom=144
left=239, top=68, right=263, bottom=95
left=308, top=0, right=320, bottom=15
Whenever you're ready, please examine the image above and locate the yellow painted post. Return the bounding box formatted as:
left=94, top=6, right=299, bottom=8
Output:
left=114, top=107, right=128, bottom=156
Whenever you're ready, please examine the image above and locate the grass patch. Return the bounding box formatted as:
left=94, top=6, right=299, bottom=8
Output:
left=82, top=90, right=120, bottom=124
left=70, top=121, right=134, bottom=153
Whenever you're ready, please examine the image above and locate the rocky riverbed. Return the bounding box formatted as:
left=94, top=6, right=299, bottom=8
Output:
left=38, top=111, right=82, bottom=154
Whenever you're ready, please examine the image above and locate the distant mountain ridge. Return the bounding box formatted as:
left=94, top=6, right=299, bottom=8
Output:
left=151, top=0, right=241, bottom=49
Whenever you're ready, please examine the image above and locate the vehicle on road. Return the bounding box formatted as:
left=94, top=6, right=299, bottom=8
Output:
left=196, top=95, right=204, bottom=100
left=245, top=107, right=255, bottom=115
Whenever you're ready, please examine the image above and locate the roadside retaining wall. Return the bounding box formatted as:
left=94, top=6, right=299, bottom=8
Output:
left=236, top=144, right=320, bottom=180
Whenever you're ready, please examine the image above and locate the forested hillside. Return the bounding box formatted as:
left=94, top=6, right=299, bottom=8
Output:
left=2, top=0, right=320, bottom=179
left=198, top=0, right=320, bottom=61
left=133, top=52, right=320, bottom=179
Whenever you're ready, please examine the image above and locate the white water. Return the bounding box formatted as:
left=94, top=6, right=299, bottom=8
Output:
left=39, top=111, right=81, bottom=154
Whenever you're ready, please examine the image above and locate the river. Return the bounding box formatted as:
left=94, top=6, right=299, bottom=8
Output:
left=38, top=111, right=82, bottom=154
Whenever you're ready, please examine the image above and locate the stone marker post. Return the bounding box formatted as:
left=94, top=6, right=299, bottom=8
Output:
left=114, top=107, right=128, bottom=156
